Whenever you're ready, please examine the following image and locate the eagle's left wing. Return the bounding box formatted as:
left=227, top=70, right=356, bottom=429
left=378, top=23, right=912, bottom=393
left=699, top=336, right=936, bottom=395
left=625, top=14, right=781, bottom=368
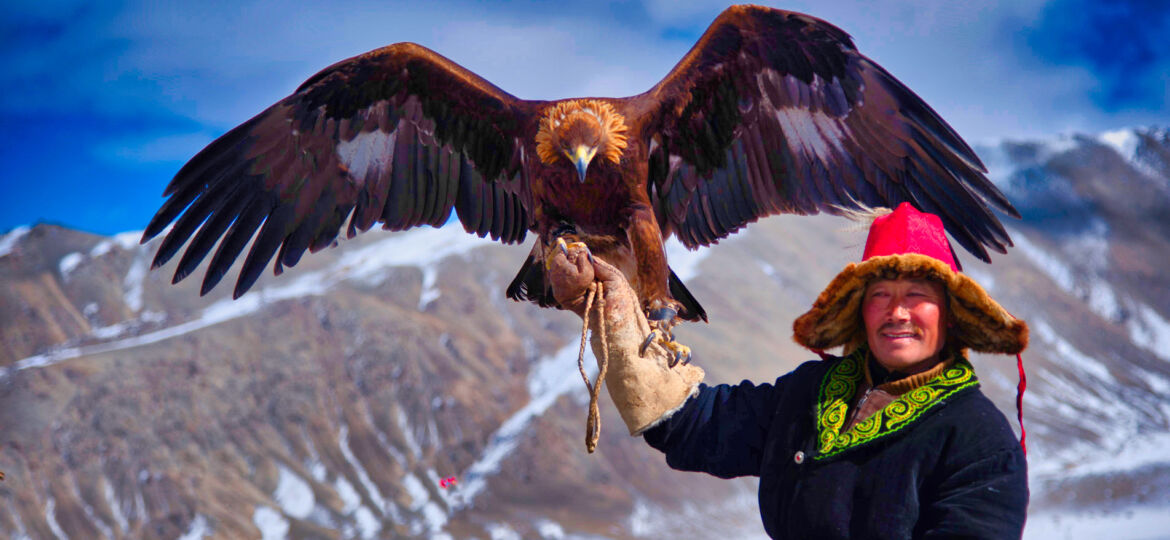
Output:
left=633, top=5, right=1017, bottom=263
left=142, top=43, right=541, bottom=299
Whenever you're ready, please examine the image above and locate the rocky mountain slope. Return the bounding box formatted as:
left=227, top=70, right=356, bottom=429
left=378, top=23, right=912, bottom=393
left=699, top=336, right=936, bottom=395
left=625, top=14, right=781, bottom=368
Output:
left=1, top=126, right=1168, bottom=539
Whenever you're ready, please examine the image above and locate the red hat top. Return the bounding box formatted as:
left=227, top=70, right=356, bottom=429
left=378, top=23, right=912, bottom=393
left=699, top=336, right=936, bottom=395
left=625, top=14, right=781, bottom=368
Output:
left=861, top=203, right=959, bottom=272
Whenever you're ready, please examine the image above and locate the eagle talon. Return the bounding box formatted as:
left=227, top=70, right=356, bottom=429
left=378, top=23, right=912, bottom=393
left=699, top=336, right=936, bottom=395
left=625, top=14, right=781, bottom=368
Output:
left=644, top=314, right=692, bottom=367
left=555, top=237, right=589, bottom=257
left=640, top=330, right=658, bottom=357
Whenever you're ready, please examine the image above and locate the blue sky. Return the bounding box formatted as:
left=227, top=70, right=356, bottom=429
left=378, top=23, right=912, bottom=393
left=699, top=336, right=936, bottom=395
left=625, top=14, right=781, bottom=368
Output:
left=2, top=0, right=1167, bottom=236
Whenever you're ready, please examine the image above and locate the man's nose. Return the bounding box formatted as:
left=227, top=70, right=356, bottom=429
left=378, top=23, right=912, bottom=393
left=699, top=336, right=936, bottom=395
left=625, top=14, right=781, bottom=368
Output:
left=889, top=302, right=910, bottom=321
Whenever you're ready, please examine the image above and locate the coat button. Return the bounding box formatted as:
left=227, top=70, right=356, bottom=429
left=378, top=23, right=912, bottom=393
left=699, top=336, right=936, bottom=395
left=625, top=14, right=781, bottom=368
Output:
left=794, top=451, right=805, bottom=464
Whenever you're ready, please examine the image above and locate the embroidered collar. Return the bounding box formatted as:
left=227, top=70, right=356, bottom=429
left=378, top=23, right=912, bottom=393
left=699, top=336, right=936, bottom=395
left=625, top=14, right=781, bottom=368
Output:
left=814, top=348, right=978, bottom=460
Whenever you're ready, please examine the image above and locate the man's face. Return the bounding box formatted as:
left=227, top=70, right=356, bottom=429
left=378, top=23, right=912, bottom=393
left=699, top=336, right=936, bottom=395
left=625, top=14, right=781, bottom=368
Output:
left=862, top=278, right=948, bottom=373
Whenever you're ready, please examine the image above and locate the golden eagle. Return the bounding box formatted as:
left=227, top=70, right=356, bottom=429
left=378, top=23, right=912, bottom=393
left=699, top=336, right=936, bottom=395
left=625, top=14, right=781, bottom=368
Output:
left=142, top=5, right=1017, bottom=357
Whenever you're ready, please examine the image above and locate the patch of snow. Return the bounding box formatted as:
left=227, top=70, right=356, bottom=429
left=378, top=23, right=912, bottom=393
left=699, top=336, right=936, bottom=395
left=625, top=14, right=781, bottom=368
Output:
left=104, top=476, right=129, bottom=533
left=1100, top=129, right=1140, bottom=160
left=90, top=231, right=142, bottom=258
left=338, top=423, right=387, bottom=512
left=79, top=487, right=116, bottom=540
left=534, top=518, right=565, bottom=539
left=1025, top=503, right=1170, bottom=540
left=1086, top=278, right=1121, bottom=323
left=419, top=265, right=441, bottom=310
left=0, top=225, right=31, bottom=258
left=91, top=242, right=114, bottom=258
left=1033, top=319, right=1113, bottom=383
left=1011, top=230, right=1075, bottom=292
left=45, top=495, right=67, bottom=540
left=91, top=321, right=134, bottom=340
left=59, top=252, right=84, bottom=277
left=486, top=522, right=523, bottom=540
left=335, top=225, right=495, bottom=287
left=1042, top=431, right=1170, bottom=480
left=274, top=464, right=315, bottom=519
left=334, top=477, right=362, bottom=515
left=1098, top=127, right=1168, bottom=180
left=177, top=514, right=212, bottom=540
left=1129, top=303, right=1170, bottom=362
left=419, top=501, right=449, bottom=535
left=353, top=506, right=380, bottom=539
left=451, top=341, right=591, bottom=508
left=123, top=247, right=151, bottom=313
left=397, top=407, right=423, bottom=461
left=402, top=473, right=429, bottom=510
left=252, top=506, right=289, bottom=540
left=302, top=431, right=327, bottom=483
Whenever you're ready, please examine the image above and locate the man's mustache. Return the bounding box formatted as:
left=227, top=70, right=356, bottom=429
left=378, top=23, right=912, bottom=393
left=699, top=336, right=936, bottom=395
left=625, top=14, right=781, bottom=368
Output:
left=878, top=324, right=920, bottom=335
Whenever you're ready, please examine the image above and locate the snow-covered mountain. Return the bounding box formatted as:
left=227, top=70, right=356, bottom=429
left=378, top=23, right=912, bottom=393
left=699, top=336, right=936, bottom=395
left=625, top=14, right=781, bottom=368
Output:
left=1, top=126, right=1168, bottom=539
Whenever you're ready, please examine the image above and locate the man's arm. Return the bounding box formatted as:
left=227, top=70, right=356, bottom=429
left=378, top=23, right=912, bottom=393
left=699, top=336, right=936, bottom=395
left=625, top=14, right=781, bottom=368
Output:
left=642, top=379, right=780, bottom=479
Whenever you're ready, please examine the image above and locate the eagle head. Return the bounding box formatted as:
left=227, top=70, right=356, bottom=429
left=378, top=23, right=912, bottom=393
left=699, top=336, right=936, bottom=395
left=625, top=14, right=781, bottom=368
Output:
left=535, top=99, right=628, bottom=182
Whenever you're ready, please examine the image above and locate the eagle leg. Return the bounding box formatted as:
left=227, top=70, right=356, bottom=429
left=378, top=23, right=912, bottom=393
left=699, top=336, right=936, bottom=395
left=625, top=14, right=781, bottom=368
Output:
left=640, top=308, right=692, bottom=367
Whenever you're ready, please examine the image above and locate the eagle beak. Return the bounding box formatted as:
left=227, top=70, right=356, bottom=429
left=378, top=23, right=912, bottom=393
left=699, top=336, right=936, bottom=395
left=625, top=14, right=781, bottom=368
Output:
left=570, top=145, right=596, bottom=183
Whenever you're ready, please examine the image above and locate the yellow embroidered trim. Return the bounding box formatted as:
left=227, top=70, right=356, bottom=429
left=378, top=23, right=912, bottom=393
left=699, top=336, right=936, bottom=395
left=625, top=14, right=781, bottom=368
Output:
left=814, top=349, right=977, bottom=460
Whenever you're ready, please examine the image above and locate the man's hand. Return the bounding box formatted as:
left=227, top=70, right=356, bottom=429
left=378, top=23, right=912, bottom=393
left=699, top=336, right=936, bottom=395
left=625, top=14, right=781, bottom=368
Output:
left=546, top=242, right=629, bottom=317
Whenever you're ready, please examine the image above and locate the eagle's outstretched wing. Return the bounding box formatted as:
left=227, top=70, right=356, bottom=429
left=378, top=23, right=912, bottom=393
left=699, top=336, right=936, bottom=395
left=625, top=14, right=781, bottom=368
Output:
left=142, top=43, right=538, bottom=298
left=634, top=5, right=1016, bottom=263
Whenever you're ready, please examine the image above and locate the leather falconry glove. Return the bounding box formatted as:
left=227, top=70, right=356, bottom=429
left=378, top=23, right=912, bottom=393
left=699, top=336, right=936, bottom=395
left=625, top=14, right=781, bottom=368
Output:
left=547, top=244, right=704, bottom=437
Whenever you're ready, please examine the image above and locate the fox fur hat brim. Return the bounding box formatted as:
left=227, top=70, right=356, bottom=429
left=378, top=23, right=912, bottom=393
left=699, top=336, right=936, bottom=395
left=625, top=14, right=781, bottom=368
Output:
left=793, top=253, right=1028, bottom=356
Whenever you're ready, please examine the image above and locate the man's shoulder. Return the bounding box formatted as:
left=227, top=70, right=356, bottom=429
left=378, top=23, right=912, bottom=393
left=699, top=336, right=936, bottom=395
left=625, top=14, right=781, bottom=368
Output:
left=936, top=385, right=1022, bottom=451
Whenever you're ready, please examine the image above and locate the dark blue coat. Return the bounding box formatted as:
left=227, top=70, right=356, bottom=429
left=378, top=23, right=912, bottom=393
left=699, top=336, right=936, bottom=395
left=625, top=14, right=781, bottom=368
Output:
left=643, top=350, right=1028, bottom=539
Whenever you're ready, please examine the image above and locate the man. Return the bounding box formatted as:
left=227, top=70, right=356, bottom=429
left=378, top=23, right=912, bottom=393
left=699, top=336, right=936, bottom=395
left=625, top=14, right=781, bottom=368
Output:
left=547, top=203, right=1029, bottom=539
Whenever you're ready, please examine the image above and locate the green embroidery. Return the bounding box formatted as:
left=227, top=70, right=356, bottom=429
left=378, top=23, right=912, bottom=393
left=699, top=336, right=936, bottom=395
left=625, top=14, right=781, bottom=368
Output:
left=814, top=349, right=978, bottom=460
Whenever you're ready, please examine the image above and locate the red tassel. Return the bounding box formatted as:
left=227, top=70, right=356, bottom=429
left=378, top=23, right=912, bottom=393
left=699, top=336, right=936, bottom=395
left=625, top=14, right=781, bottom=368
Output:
left=1016, top=353, right=1027, bottom=455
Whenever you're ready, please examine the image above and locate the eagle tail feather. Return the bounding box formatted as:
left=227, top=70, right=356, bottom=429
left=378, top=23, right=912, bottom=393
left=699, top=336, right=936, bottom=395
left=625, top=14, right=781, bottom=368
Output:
left=669, top=268, right=707, bottom=323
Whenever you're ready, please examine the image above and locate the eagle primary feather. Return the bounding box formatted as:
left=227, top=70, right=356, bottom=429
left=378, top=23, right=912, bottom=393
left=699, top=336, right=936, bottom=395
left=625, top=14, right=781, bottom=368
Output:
left=143, top=5, right=1019, bottom=336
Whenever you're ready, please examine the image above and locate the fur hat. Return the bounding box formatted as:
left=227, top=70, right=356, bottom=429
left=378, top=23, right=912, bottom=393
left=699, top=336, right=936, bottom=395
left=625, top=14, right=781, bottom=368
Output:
left=793, top=203, right=1028, bottom=355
